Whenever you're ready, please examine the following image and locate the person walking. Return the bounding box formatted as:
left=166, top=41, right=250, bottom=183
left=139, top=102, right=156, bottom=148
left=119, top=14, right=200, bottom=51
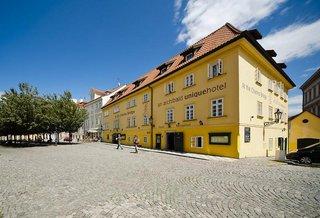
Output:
left=133, top=135, right=139, bottom=153
left=116, top=134, right=123, bottom=150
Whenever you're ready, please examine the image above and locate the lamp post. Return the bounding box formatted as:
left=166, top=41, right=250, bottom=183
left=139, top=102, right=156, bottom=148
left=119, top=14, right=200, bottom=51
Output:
left=264, top=109, right=283, bottom=127
left=263, top=108, right=283, bottom=141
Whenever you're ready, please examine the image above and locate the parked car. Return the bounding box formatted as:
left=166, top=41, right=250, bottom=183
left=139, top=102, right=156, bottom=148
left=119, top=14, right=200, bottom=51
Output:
left=286, top=142, right=320, bottom=164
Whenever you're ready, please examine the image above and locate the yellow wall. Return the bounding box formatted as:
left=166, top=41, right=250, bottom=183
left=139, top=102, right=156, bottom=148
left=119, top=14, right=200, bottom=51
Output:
left=102, top=87, right=153, bottom=148
left=150, top=44, right=240, bottom=158
left=102, top=38, right=293, bottom=158
left=289, top=111, right=320, bottom=152
left=237, top=41, right=289, bottom=157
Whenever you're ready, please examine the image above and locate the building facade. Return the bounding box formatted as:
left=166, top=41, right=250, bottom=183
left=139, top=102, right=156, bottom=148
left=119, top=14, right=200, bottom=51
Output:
left=101, top=23, right=295, bottom=158
left=83, top=86, right=126, bottom=141
left=301, top=68, right=320, bottom=117
left=288, top=111, right=320, bottom=152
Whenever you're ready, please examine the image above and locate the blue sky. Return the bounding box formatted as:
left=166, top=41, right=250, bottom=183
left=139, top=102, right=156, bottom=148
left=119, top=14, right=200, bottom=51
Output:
left=0, top=0, right=319, bottom=115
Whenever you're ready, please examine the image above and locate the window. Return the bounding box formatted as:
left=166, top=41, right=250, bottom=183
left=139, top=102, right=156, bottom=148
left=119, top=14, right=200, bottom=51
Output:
left=144, top=136, right=148, bottom=143
left=268, top=138, right=273, bottom=151
left=104, top=110, right=109, bottom=117
left=257, top=101, right=263, bottom=117
left=127, top=117, right=131, bottom=127
left=127, top=99, right=136, bottom=108
left=113, top=106, right=120, bottom=113
left=274, top=81, right=280, bottom=95
left=185, top=105, right=195, bottom=120
left=191, top=136, right=203, bottom=148
left=211, top=98, right=223, bottom=117
left=185, top=74, right=194, bottom=87
left=185, top=53, right=194, bottom=61
left=114, top=119, right=119, bottom=129
left=165, top=82, right=175, bottom=94
left=131, top=116, right=136, bottom=127
left=166, top=108, right=174, bottom=123
left=209, top=132, right=231, bottom=145
left=268, top=106, right=273, bottom=120
left=255, top=68, right=262, bottom=84
left=208, top=59, right=223, bottom=78
left=143, top=115, right=149, bottom=125
left=268, top=79, right=273, bottom=91
left=143, top=93, right=149, bottom=102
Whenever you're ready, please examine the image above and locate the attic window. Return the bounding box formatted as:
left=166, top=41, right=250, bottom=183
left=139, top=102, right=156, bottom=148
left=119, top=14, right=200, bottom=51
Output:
left=157, top=61, right=174, bottom=76
left=185, top=53, right=194, bottom=61
left=180, top=43, right=202, bottom=63
left=133, top=78, right=146, bottom=89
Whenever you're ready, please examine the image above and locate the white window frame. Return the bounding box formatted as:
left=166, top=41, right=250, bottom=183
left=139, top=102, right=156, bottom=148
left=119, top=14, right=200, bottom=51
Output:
left=257, top=101, right=263, bottom=116
left=131, top=116, right=136, bottom=127
left=143, top=93, right=149, bottom=102
left=185, top=73, right=195, bottom=87
left=185, top=53, right=194, bottom=61
left=211, top=98, right=224, bottom=117
left=268, top=79, right=273, bottom=91
left=165, top=82, right=175, bottom=94
left=143, top=115, right=149, bottom=125
left=185, top=104, right=195, bottom=120
left=127, top=117, right=131, bottom=127
left=208, top=59, right=223, bottom=78
left=191, top=136, right=203, bottom=148
left=144, top=136, right=148, bottom=143
left=166, top=108, right=174, bottom=123
left=255, top=67, right=262, bottom=84
left=268, top=106, right=273, bottom=120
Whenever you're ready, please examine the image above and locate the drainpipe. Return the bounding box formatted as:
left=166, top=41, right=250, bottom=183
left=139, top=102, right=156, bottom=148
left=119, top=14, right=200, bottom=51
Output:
left=148, top=85, right=154, bottom=149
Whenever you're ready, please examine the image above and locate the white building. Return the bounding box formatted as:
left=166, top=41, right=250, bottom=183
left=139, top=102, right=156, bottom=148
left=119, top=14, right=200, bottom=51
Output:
left=83, top=86, right=126, bottom=141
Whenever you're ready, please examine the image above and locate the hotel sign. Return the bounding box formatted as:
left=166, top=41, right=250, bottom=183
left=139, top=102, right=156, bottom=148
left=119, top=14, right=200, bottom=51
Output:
left=158, top=82, right=226, bottom=107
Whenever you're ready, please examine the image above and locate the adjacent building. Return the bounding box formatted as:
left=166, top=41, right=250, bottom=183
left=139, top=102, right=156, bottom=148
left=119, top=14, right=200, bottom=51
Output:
left=83, top=86, right=126, bottom=140
left=301, top=68, right=320, bottom=117
left=288, top=111, right=320, bottom=152
left=101, top=23, right=295, bottom=158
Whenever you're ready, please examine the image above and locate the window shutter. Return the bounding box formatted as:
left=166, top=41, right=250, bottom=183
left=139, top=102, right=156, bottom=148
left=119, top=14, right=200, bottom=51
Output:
left=191, top=137, right=195, bottom=147
left=218, top=59, right=223, bottom=75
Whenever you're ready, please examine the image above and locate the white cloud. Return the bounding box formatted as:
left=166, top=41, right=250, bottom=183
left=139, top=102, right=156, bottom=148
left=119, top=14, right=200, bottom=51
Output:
left=0, top=91, right=4, bottom=96
left=174, top=0, right=183, bottom=23
left=304, top=66, right=319, bottom=72
left=300, top=73, right=309, bottom=78
left=176, top=0, right=285, bottom=45
left=288, top=94, right=302, bottom=116
left=260, top=19, right=320, bottom=62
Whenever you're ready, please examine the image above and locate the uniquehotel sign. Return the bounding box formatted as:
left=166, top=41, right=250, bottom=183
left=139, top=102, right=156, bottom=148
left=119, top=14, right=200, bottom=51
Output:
left=158, top=82, right=227, bottom=107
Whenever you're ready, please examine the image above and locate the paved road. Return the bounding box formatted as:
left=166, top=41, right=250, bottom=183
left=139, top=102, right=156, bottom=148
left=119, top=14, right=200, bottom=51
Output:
left=0, top=143, right=319, bottom=217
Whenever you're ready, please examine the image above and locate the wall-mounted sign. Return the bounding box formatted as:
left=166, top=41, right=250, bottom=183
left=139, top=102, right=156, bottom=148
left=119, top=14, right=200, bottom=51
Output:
left=209, top=132, right=231, bottom=145
left=244, top=127, right=250, bottom=143
left=157, top=82, right=226, bottom=107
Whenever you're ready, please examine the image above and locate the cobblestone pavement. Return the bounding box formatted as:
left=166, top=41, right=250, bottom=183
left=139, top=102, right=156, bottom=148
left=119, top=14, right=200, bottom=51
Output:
left=0, top=143, right=319, bottom=218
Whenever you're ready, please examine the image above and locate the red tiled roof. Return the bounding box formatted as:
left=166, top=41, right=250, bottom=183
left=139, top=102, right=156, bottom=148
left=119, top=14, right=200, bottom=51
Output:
left=91, top=88, right=107, bottom=96
left=103, top=22, right=294, bottom=108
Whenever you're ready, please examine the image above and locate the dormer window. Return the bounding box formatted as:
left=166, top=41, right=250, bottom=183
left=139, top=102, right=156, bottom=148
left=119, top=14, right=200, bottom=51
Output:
left=180, top=43, right=202, bottom=63
left=157, top=60, right=174, bottom=76
left=185, top=53, right=194, bottom=61
left=133, top=78, right=146, bottom=89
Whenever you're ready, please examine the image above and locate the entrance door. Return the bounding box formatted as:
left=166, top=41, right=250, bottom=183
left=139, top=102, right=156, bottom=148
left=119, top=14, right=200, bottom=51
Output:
left=166, top=133, right=175, bottom=150
left=174, top=132, right=184, bottom=152
left=166, top=132, right=184, bottom=152
left=156, top=134, right=161, bottom=149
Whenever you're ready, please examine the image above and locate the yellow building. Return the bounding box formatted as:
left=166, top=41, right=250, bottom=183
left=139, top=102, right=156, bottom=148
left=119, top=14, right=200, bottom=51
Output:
left=102, top=23, right=295, bottom=158
left=288, top=111, right=320, bottom=152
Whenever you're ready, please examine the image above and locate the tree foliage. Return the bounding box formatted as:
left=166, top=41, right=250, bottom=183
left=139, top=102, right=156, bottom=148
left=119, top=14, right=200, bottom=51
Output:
left=0, top=83, right=87, bottom=142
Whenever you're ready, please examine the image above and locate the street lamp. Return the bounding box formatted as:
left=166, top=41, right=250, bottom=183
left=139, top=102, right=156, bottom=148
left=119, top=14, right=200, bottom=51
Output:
left=264, top=109, right=283, bottom=127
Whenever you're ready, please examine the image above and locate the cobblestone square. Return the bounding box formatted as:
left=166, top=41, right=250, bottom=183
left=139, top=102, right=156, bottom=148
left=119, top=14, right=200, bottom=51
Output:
left=0, top=143, right=319, bottom=217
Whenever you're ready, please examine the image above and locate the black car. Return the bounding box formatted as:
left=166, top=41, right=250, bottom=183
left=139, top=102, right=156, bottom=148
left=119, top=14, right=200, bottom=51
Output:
left=286, top=142, right=320, bottom=164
